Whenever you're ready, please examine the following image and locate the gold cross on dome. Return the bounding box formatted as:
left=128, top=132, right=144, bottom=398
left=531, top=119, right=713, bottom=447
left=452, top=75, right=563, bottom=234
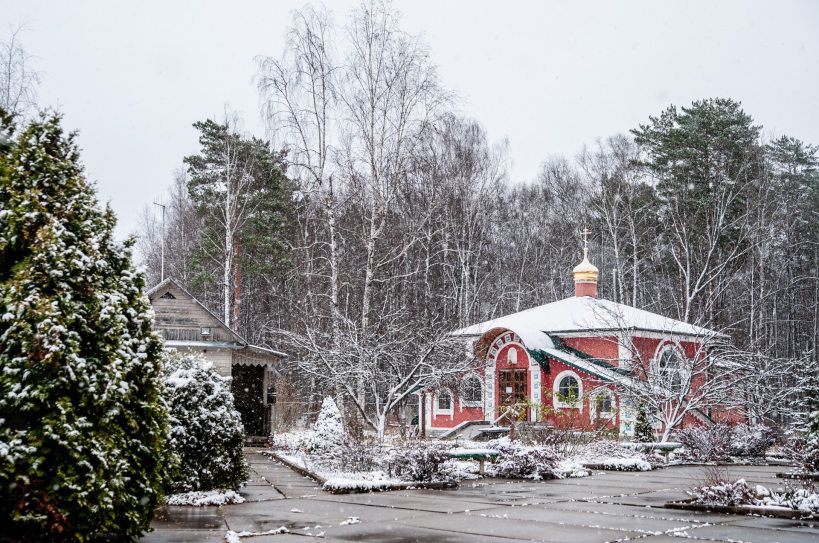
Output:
left=580, top=228, right=592, bottom=249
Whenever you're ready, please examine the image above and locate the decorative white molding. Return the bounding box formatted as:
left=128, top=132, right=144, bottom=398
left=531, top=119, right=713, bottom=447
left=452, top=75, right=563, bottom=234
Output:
left=553, top=370, right=583, bottom=411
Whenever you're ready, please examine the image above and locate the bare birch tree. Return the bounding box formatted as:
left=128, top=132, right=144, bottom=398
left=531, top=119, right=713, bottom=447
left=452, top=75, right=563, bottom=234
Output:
left=0, top=24, right=42, bottom=118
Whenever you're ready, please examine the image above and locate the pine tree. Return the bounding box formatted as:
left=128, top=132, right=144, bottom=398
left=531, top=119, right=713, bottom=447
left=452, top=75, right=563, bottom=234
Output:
left=634, top=402, right=654, bottom=443
left=0, top=110, right=169, bottom=540
left=164, top=353, right=249, bottom=492
left=798, top=356, right=819, bottom=415
left=801, top=410, right=819, bottom=473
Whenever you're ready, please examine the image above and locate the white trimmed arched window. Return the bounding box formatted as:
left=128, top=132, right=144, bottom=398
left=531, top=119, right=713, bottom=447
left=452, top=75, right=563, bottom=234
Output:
left=655, top=344, right=688, bottom=395
left=553, top=370, right=583, bottom=410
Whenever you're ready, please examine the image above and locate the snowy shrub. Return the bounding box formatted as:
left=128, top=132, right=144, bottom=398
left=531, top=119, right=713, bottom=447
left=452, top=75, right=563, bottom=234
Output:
left=321, top=440, right=379, bottom=474
left=676, top=424, right=732, bottom=462
left=487, top=438, right=561, bottom=479
left=0, top=112, right=169, bottom=540
left=164, top=353, right=249, bottom=493
left=678, top=423, right=776, bottom=462
left=307, top=397, right=347, bottom=452
left=385, top=443, right=452, bottom=482
left=729, top=424, right=776, bottom=457
left=688, top=478, right=757, bottom=506
left=580, top=440, right=653, bottom=471
left=758, top=485, right=819, bottom=513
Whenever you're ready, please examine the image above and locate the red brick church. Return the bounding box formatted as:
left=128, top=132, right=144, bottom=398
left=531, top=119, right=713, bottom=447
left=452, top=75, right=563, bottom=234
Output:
left=423, top=238, right=726, bottom=439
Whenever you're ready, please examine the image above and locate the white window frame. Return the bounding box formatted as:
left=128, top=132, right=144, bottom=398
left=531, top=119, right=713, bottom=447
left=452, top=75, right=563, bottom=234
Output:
left=434, top=390, right=454, bottom=417
left=553, top=370, right=583, bottom=411
left=460, top=373, right=483, bottom=409
left=653, top=342, right=689, bottom=395
left=590, top=386, right=616, bottom=419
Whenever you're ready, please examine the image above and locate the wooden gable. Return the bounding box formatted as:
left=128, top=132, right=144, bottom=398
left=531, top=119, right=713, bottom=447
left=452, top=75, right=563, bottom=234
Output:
left=147, top=279, right=244, bottom=346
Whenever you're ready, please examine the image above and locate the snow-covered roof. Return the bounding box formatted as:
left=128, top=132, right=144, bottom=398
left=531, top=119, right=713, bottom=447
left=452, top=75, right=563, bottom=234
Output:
left=452, top=296, right=719, bottom=340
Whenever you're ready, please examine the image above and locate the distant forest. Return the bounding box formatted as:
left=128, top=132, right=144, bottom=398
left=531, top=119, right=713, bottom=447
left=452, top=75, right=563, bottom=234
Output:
left=135, top=3, right=818, bottom=424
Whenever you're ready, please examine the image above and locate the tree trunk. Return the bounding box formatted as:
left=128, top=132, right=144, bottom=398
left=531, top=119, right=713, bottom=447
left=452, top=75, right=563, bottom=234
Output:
left=234, top=243, right=241, bottom=332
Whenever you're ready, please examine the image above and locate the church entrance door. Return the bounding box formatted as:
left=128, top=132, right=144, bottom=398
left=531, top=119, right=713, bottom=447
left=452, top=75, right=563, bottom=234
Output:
left=498, top=369, right=528, bottom=422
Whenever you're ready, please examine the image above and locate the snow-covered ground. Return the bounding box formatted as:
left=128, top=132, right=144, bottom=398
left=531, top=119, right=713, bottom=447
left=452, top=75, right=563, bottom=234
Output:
left=165, top=490, right=245, bottom=506
left=267, top=429, right=663, bottom=490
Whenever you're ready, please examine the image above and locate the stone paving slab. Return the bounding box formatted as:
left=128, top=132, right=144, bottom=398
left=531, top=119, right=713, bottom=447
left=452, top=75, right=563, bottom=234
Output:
left=541, top=500, right=740, bottom=523
left=399, top=512, right=641, bottom=542
left=316, top=520, right=534, bottom=543
left=474, top=504, right=693, bottom=534
left=151, top=506, right=226, bottom=531
left=673, top=522, right=819, bottom=542
left=140, top=531, right=219, bottom=543
left=309, top=491, right=502, bottom=513
left=727, top=516, right=819, bottom=534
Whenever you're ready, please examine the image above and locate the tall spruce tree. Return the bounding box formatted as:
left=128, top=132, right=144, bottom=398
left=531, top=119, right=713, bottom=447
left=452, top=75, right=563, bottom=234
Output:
left=184, top=117, right=290, bottom=331
left=0, top=110, right=169, bottom=540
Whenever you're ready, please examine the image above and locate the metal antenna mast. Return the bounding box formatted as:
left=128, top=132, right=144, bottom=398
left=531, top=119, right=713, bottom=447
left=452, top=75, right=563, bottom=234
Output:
left=153, top=201, right=166, bottom=282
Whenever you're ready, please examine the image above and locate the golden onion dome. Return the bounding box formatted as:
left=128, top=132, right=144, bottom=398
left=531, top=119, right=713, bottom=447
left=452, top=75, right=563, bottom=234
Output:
left=572, top=247, right=599, bottom=283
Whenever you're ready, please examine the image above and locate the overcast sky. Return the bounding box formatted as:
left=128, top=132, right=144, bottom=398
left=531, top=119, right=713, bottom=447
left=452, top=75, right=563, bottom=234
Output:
left=4, top=0, right=818, bottom=239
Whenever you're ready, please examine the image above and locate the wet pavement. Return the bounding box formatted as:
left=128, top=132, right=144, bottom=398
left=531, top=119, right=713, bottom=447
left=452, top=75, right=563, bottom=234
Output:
left=141, top=448, right=818, bottom=542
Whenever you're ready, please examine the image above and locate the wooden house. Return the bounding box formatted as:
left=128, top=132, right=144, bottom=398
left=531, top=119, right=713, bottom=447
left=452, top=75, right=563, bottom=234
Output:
left=146, top=278, right=286, bottom=442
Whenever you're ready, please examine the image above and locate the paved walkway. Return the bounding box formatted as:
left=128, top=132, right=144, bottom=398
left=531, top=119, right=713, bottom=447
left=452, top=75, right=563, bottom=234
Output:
left=142, top=448, right=818, bottom=542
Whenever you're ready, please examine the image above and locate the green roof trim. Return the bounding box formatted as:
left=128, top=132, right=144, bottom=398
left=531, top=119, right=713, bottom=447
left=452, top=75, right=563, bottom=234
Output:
left=550, top=335, right=633, bottom=377
left=526, top=348, right=552, bottom=374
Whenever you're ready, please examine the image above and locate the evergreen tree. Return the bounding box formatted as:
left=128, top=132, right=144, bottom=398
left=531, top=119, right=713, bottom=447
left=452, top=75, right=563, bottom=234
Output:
left=632, top=98, right=761, bottom=324
left=307, top=397, right=346, bottom=452
left=798, top=356, right=819, bottom=415
left=634, top=402, right=654, bottom=443
left=801, top=410, right=819, bottom=473
left=0, top=110, right=168, bottom=539
left=183, top=117, right=290, bottom=330
left=164, top=353, right=249, bottom=492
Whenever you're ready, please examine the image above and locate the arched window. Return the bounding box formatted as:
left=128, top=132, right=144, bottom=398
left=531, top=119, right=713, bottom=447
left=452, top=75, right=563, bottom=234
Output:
left=558, top=375, right=579, bottom=400
left=462, top=376, right=482, bottom=403
left=597, top=394, right=613, bottom=413
left=658, top=346, right=683, bottom=393
left=553, top=371, right=583, bottom=410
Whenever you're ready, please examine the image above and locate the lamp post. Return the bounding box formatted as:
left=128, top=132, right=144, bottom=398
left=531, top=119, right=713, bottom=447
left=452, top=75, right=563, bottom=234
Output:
left=153, top=201, right=165, bottom=282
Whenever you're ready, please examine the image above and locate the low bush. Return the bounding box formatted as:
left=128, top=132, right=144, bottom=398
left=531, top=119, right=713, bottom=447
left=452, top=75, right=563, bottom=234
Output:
left=688, top=478, right=757, bottom=506
left=580, top=440, right=654, bottom=471
left=676, top=424, right=732, bottom=462
left=384, top=443, right=451, bottom=482
left=730, top=425, right=777, bottom=457
left=164, top=353, right=249, bottom=493
left=321, top=439, right=380, bottom=474
left=677, top=423, right=775, bottom=462
left=487, top=438, right=561, bottom=479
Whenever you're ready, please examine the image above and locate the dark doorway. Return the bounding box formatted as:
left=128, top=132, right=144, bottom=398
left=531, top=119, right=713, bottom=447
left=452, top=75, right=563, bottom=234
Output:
left=231, top=364, right=265, bottom=436
left=498, top=369, right=528, bottom=422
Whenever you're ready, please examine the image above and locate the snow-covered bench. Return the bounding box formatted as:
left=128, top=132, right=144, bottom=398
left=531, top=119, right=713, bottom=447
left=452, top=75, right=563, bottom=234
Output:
left=620, top=442, right=682, bottom=463
left=448, top=448, right=499, bottom=475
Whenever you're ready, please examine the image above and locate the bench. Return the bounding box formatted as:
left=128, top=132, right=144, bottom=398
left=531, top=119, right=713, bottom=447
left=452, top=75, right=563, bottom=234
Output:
left=448, top=449, right=499, bottom=475
left=620, top=442, right=682, bottom=464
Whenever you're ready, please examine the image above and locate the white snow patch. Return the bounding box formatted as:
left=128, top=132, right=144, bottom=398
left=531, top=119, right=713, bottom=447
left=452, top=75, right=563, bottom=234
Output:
left=165, top=490, right=245, bottom=506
